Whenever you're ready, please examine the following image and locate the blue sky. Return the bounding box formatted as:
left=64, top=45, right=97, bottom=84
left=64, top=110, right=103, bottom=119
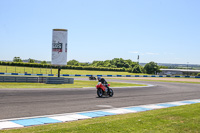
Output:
left=0, top=0, right=200, bottom=64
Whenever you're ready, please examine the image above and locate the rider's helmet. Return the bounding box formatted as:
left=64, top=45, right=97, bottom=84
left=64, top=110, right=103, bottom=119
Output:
left=97, top=76, right=101, bottom=81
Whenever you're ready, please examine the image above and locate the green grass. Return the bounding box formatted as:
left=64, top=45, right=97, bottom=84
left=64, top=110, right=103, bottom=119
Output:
left=2, top=103, right=200, bottom=133
left=142, top=80, right=200, bottom=84
left=0, top=65, right=146, bottom=75
left=0, top=80, right=146, bottom=89
left=111, top=78, right=200, bottom=84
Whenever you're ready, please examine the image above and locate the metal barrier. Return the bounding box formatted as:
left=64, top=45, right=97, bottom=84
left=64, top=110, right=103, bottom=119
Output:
left=0, top=76, right=39, bottom=83
left=0, top=76, right=74, bottom=84
left=46, top=77, right=74, bottom=84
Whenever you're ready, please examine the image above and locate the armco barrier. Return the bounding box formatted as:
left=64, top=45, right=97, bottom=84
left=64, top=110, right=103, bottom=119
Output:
left=0, top=72, right=200, bottom=78
left=0, top=76, right=74, bottom=84
left=0, top=76, right=39, bottom=83
left=46, top=77, right=74, bottom=84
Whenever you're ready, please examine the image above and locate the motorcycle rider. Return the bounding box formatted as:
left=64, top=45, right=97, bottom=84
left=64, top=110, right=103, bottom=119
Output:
left=97, top=77, right=110, bottom=93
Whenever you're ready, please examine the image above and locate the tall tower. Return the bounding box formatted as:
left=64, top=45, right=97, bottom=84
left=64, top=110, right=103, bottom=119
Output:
left=51, top=29, right=68, bottom=66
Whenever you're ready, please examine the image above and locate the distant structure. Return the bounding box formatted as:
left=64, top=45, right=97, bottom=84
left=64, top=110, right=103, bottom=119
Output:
left=159, top=69, right=200, bottom=76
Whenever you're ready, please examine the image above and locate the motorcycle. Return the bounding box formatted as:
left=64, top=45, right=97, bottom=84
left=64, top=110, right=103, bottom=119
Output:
left=96, top=82, right=114, bottom=97
left=89, top=75, right=96, bottom=80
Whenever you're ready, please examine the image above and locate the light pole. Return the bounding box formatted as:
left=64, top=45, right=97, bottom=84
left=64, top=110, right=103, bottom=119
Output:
left=187, top=62, right=189, bottom=76
left=137, top=55, right=139, bottom=65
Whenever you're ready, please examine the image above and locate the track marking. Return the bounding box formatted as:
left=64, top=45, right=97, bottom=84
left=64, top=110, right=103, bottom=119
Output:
left=1, top=99, right=200, bottom=130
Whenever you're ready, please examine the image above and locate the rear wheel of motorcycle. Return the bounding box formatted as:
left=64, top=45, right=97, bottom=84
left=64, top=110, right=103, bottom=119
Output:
left=97, top=89, right=103, bottom=97
left=109, top=89, right=114, bottom=97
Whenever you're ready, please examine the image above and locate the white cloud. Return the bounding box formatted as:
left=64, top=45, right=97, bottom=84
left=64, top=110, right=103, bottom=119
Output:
left=146, top=52, right=159, bottom=55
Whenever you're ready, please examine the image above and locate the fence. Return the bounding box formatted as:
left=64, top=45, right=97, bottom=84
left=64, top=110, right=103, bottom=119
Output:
left=0, top=65, right=53, bottom=74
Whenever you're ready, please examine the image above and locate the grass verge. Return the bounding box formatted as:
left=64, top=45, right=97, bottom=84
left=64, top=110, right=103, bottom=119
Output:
left=139, top=80, right=200, bottom=84
left=109, top=77, right=200, bottom=84
left=2, top=103, right=200, bottom=133
left=0, top=80, right=146, bottom=89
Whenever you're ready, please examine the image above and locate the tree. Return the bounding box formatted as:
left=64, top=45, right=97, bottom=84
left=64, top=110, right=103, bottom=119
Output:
left=79, top=62, right=90, bottom=66
left=28, top=58, right=35, bottom=63
left=41, top=61, right=47, bottom=65
left=110, top=58, right=131, bottom=68
left=130, top=62, right=138, bottom=68
left=67, top=60, right=79, bottom=66
left=159, top=65, right=168, bottom=69
left=104, top=60, right=112, bottom=67
left=13, top=57, right=22, bottom=62
left=131, top=65, right=143, bottom=73
left=91, top=61, right=104, bottom=67
left=144, top=61, right=161, bottom=74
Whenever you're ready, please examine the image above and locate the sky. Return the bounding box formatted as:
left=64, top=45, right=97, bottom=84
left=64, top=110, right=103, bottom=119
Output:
left=0, top=0, right=200, bottom=64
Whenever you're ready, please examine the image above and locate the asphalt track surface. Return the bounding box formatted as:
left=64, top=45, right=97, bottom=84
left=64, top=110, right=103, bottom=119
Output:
left=0, top=78, right=200, bottom=120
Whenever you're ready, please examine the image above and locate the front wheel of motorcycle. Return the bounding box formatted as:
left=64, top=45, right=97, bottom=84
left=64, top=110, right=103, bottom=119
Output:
left=97, top=89, right=103, bottom=97
left=109, top=89, right=114, bottom=97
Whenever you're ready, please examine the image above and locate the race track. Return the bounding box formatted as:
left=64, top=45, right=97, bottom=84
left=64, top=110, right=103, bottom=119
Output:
left=0, top=78, right=200, bottom=120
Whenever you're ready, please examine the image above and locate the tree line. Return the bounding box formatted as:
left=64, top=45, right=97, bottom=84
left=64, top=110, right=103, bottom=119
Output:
left=68, top=58, right=161, bottom=74
left=1, top=57, right=162, bottom=74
